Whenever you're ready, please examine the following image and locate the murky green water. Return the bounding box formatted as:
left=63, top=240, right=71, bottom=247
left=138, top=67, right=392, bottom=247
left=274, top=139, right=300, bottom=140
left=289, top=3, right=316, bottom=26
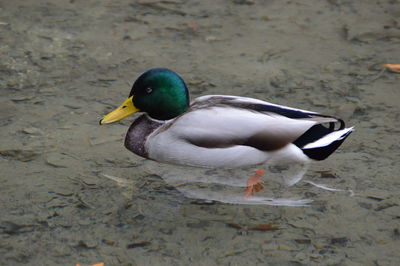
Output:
left=1, top=0, right=399, bottom=265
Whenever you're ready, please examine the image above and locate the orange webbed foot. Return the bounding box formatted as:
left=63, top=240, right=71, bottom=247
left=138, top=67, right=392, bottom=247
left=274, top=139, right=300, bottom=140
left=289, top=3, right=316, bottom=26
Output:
left=245, top=169, right=266, bottom=199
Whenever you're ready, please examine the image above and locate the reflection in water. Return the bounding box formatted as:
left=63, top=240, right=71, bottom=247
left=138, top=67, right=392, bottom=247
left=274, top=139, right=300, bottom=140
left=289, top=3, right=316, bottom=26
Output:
left=144, top=160, right=312, bottom=206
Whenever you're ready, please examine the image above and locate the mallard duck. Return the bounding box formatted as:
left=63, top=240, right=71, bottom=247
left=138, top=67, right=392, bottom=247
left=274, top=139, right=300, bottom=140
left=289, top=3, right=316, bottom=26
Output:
left=100, top=68, right=353, bottom=197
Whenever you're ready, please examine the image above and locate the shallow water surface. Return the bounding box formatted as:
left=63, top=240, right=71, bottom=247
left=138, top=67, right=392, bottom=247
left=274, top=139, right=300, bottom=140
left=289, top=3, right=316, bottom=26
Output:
left=1, top=0, right=399, bottom=265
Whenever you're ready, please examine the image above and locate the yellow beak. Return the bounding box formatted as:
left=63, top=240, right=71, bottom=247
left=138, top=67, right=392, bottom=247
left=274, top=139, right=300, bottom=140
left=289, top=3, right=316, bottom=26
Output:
left=99, top=96, right=139, bottom=125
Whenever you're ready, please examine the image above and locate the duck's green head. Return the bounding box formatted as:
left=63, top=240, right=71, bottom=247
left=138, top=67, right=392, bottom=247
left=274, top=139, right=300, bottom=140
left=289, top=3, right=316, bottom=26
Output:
left=100, top=68, right=190, bottom=124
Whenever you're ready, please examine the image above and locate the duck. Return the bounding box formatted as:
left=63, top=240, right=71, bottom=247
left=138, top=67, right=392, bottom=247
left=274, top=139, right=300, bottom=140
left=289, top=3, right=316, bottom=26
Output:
left=100, top=68, right=353, bottom=198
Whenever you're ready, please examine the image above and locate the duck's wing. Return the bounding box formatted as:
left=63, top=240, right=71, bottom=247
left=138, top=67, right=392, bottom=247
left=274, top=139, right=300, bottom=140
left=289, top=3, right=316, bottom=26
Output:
left=168, top=95, right=343, bottom=152
left=191, top=95, right=342, bottom=125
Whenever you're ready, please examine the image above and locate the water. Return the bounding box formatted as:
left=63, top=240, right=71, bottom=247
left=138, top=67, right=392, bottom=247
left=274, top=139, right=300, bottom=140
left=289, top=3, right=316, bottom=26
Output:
left=1, top=0, right=399, bottom=265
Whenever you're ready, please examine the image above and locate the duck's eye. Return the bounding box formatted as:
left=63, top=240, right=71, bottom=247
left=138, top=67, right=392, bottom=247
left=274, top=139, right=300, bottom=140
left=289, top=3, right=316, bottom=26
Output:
left=145, top=87, right=153, bottom=94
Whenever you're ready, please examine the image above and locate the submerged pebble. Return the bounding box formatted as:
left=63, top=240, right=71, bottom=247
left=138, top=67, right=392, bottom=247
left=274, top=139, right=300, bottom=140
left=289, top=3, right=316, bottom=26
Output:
left=0, top=101, right=17, bottom=126
left=45, top=153, right=77, bottom=168
left=0, top=221, right=35, bottom=234
left=77, top=240, right=98, bottom=249
left=294, top=252, right=309, bottom=263
left=11, top=96, right=35, bottom=102
left=0, top=149, right=40, bottom=162
left=22, top=127, right=43, bottom=135
left=294, top=239, right=312, bottom=244
left=330, top=237, right=350, bottom=246
left=126, top=241, right=151, bottom=249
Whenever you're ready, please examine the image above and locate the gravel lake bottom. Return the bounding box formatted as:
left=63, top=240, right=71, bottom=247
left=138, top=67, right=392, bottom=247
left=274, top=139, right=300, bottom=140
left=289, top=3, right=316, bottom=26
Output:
left=1, top=0, right=400, bottom=265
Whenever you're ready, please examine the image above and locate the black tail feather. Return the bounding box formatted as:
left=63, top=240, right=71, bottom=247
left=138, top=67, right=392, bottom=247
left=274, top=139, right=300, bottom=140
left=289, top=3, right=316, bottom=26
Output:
left=300, top=133, right=351, bottom=161
left=293, top=124, right=331, bottom=148
left=293, top=122, right=352, bottom=161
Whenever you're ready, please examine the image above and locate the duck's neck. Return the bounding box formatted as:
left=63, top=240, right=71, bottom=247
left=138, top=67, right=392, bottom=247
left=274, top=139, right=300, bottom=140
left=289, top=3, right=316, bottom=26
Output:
left=124, top=115, right=163, bottom=158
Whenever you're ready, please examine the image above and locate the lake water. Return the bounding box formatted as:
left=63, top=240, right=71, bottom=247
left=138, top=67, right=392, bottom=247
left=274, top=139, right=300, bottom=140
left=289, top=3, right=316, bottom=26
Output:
left=1, top=0, right=399, bottom=265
